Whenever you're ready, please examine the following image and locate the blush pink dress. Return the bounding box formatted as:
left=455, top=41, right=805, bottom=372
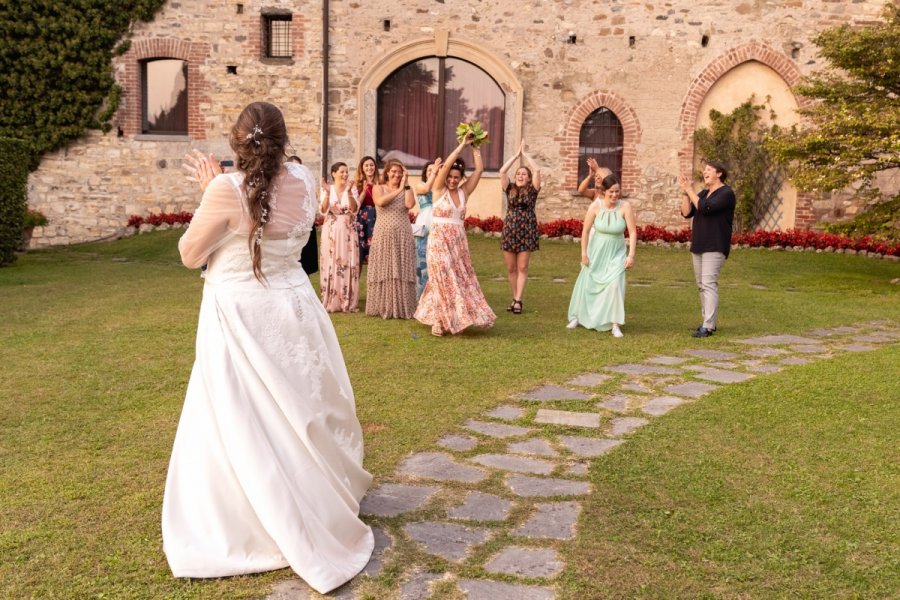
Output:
left=414, top=187, right=496, bottom=335
left=319, top=186, right=360, bottom=312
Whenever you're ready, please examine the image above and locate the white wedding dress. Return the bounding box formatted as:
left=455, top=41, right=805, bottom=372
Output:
left=162, top=162, right=373, bottom=594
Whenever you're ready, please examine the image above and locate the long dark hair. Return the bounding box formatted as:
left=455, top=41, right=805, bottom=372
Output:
left=354, top=155, right=379, bottom=194
left=229, top=102, right=288, bottom=283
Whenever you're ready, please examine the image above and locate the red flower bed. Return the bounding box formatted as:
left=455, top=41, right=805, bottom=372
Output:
left=462, top=217, right=900, bottom=256
left=128, top=211, right=194, bottom=228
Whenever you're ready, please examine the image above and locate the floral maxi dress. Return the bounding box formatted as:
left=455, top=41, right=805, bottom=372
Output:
left=319, top=186, right=360, bottom=312
left=414, top=188, right=496, bottom=335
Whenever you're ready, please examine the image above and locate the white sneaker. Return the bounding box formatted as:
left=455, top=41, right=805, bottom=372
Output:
left=611, top=324, right=624, bottom=338
left=566, top=318, right=579, bottom=329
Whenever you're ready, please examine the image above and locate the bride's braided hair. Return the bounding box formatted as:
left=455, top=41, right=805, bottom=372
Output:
left=229, top=102, right=288, bottom=283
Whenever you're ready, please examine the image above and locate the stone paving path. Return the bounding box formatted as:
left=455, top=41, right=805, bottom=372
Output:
left=266, top=321, right=898, bottom=599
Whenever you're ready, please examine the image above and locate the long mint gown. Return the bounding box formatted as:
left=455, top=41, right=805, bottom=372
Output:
left=567, top=203, right=627, bottom=331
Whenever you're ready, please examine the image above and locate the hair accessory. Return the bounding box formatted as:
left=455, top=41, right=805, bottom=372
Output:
left=245, top=124, right=263, bottom=146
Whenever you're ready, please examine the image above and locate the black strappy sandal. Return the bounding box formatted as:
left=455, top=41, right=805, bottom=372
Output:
left=506, top=299, right=516, bottom=312
left=511, top=300, right=523, bottom=314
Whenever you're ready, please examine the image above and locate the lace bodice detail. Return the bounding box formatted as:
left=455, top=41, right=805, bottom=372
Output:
left=179, top=162, right=317, bottom=287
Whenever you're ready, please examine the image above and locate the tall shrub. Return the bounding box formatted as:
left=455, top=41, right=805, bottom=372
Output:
left=0, top=138, right=29, bottom=266
left=0, top=1, right=167, bottom=170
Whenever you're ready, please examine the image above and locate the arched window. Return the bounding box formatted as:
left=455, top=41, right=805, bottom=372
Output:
left=141, top=59, right=188, bottom=134
left=377, top=57, right=505, bottom=171
left=578, top=108, right=623, bottom=184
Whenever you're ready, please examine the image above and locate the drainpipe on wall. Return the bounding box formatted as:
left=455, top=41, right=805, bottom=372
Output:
left=321, top=0, right=329, bottom=179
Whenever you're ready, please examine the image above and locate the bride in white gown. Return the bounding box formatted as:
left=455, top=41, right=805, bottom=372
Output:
left=162, top=102, right=373, bottom=594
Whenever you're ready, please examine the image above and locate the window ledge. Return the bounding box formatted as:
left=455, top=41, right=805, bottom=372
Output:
left=135, top=134, right=191, bottom=142
left=261, top=57, right=294, bottom=66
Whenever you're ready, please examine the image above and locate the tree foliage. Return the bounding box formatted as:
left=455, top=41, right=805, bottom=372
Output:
left=767, top=3, right=900, bottom=199
left=693, top=98, right=781, bottom=232
left=0, top=0, right=166, bottom=169
left=0, top=138, right=30, bottom=266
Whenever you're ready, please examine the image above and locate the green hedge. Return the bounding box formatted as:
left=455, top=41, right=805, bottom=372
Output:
left=0, top=138, right=30, bottom=266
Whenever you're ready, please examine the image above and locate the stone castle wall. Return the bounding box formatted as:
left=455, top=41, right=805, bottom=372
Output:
left=26, top=0, right=888, bottom=247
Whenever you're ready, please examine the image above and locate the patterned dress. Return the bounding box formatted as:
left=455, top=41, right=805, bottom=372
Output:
left=319, top=186, right=360, bottom=312
left=364, top=186, right=417, bottom=319
left=355, top=183, right=376, bottom=264
left=413, top=191, right=433, bottom=298
left=414, top=188, right=497, bottom=335
left=501, top=183, right=540, bottom=253
left=567, top=202, right=627, bottom=331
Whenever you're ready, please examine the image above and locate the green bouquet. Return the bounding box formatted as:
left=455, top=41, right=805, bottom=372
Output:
left=456, top=121, right=490, bottom=147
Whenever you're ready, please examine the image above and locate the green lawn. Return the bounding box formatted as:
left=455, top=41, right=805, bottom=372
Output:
left=0, top=231, right=897, bottom=599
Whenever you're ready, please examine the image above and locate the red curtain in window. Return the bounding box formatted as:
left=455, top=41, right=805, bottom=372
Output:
left=377, top=59, right=439, bottom=167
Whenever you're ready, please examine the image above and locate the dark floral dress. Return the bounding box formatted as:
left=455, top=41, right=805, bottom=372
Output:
left=501, top=183, right=539, bottom=253
left=355, top=182, right=377, bottom=264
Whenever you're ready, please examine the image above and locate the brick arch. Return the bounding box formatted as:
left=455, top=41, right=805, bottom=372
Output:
left=559, top=91, right=642, bottom=193
left=677, top=41, right=804, bottom=176
left=117, top=37, right=211, bottom=138
left=676, top=42, right=816, bottom=226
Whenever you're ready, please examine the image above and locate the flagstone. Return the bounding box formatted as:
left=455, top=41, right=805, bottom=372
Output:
left=437, top=434, right=479, bottom=452
left=464, top=420, right=533, bottom=439
left=790, top=344, right=829, bottom=353
left=837, top=343, right=877, bottom=352
left=597, top=393, right=629, bottom=412
left=605, top=363, right=682, bottom=376
left=485, top=405, right=525, bottom=421
left=854, top=334, right=895, bottom=343
left=664, top=381, right=718, bottom=398
left=266, top=579, right=312, bottom=599
left=399, top=452, right=487, bottom=483
left=705, top=361, right=741, bottom=369
left=457, top=579, right=555, bottom=600
left=535, top=409, right=601, bottom=428
left=508, top=438, right=558, bottom=457
left=448, top=491, right=513, bottom=522
left=505, top=474, right=592, bottom=497
left=361, top=483, right=441, bottom=517
left=557, top=436, right=624, bottom=457
left=682, top=349, right=739, bottom=360
left=747, top=364, right=783, bottom=374
left=736, top=335, right=821, bottom=345
left=610, top=416, right=650, bottom=436
left=403, top=521, right=490, bottom=562
left=746, top=346, right=790, bottom=357
left=361, top=527, right=393, bottom=576
left=566, top=373, right=611, bottom=387
left=646, top=355, right=691, bottom=365
left=485, top=547, right=564, bottom=578
left=513, top=501, right=580, bottom=540
left=399, top=572, right=441, bottom=600
left=517, top=384, right=590, bottom=401
left=470, top=453, right=556, bottom=475
left=781, top=357, right=812, bottom=365
left=621, top=382, right=652, bottom=393
left=690, top=368, right=754, bottom=384
left=565, top=462, right=589, bottom=476
left=642, top=396, right=686, bottom=416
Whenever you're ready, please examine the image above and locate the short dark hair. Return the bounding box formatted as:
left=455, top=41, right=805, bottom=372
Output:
left=704, top=159, right=728, bottom=183
left=287, top=155, right=302, bottom=164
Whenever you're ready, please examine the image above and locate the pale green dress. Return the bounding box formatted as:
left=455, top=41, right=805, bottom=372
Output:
left=567, top=202, right=627, bottom=331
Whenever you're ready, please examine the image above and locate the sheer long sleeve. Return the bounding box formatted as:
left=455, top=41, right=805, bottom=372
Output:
left=178, top=175, right=243, bottom=268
